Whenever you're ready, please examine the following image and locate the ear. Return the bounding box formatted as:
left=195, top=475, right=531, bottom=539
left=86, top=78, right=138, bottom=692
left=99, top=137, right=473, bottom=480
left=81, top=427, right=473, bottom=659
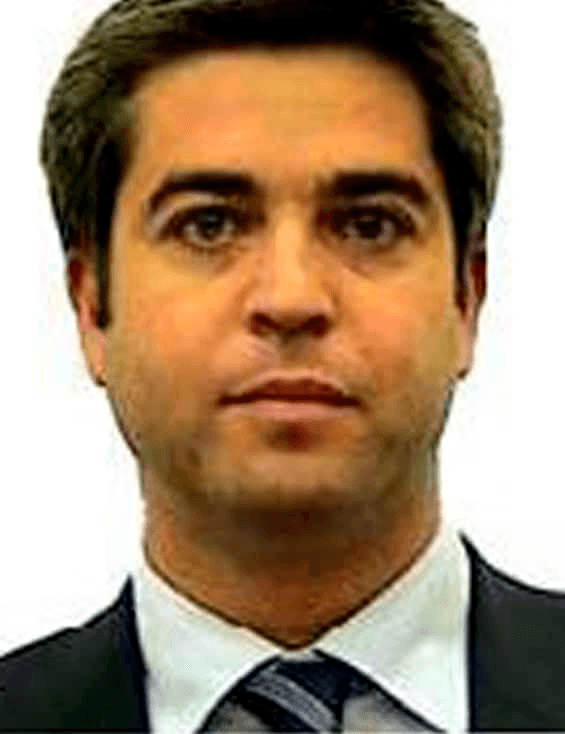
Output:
left=66, top=247, right=108, bottom=387
left=455, top=235, right=487, bottom=380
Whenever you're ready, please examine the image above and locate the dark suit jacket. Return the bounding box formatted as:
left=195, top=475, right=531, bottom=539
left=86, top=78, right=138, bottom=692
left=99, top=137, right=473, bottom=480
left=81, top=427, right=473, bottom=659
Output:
left=1, top=535, right=564, bottom=731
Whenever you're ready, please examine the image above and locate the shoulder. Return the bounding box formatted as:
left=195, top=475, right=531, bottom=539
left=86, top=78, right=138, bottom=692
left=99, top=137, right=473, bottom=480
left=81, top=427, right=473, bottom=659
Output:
left=0, top=582, right=127, bottom=677
left=461, top=535, right=565, bottom=728
left=0, top=578, right=148, bottom=731
left=462, top=533, right=565, bottom=624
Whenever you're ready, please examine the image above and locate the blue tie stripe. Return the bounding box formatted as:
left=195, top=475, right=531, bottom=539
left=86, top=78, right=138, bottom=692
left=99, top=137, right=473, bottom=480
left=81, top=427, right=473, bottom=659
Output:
left=244, top=662, right=338, bottom=730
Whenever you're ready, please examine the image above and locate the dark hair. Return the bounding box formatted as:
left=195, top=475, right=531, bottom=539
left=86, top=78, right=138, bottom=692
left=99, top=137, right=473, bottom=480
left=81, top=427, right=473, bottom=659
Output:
left=40, top=0, right=502, bottom=328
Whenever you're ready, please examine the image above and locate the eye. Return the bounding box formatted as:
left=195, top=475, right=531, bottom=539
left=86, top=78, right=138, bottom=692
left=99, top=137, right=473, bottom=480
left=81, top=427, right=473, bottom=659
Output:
left=328, top=206, right=417, bottom=251
left=162, top=205, right=250, bottom=253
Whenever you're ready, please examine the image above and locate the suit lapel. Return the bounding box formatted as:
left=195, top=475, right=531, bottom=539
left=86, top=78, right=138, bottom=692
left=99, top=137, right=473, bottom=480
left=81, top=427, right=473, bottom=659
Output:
left=62, top=577, right=150, bottom=731
left=98, top=577, right=150, bottom=730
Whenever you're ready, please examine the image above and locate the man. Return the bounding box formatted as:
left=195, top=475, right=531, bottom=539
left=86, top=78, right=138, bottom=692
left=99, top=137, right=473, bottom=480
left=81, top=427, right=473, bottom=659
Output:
left=1, top=0, right=564, bottom=730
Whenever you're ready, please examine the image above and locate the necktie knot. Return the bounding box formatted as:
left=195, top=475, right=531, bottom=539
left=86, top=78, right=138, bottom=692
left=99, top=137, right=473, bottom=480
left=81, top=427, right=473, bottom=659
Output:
left=200, top=650, right=376, bottom=732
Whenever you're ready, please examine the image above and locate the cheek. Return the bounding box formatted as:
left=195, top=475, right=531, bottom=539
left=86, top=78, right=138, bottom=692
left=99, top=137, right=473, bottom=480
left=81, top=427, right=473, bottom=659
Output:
left=355, top=280, right=459, bottom=400
left=104, top=288, right=221, bottom=437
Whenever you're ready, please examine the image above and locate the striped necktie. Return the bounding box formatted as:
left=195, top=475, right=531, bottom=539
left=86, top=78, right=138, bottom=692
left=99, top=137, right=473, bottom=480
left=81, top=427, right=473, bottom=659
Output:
left=198, top=650, right=440, bottom=732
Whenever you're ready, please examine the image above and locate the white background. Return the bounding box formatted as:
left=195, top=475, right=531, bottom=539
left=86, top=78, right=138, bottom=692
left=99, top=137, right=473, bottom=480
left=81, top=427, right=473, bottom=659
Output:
left=0, top=0, right=563, bottom=654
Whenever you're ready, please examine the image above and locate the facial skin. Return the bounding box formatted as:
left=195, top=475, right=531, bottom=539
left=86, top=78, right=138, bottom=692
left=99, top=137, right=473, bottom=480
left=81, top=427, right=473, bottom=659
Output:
left=70, top=47, right=484, bottom=645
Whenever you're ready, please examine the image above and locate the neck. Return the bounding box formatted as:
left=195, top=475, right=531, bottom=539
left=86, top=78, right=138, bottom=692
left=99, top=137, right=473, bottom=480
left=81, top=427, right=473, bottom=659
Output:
left=142, top=457, right=441, bottom=649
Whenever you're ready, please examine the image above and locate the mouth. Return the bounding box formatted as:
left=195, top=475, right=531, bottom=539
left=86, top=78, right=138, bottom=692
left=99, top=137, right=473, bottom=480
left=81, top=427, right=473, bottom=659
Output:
left=219, top=374, right=360, bottom=420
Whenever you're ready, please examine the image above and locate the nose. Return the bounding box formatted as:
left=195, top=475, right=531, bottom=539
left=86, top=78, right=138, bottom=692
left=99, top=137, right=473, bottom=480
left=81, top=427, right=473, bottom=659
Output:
left=243, top=212, right=337, bottom=346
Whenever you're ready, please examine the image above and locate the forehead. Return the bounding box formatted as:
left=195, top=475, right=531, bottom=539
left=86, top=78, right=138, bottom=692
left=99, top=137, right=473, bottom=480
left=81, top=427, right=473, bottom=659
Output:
left=125, top=46, right=440, bottom=198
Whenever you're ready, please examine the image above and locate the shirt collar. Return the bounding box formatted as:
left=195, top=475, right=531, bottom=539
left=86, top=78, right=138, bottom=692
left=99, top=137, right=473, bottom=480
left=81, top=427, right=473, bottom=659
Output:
left=131, top=518, right=469, bottom=731
left=320, top=520, right=470, bottom=729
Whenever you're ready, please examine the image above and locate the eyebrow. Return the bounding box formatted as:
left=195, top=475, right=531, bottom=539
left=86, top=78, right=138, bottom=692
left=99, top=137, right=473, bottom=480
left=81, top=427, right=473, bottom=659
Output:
left=325, top=171, right=432, bottom=206
left=145, top=169, right=433, bottom=216
left=146, top=172, right=255, bottom=214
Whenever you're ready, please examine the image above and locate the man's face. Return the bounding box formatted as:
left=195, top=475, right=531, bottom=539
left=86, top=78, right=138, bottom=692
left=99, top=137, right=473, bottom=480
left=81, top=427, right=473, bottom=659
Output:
left=77, top=47, right=481, bottom=515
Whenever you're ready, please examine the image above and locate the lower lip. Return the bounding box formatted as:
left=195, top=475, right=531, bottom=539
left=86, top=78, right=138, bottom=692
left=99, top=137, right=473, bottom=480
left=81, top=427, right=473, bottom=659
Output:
left=221, top=399, right=358, bottom=420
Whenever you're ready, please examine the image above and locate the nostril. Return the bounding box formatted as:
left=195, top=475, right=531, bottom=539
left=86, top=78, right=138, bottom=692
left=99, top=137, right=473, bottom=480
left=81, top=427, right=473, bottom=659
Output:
left=307, top=315, right=330, bottom=337
left=247, top=312, right=331, bottom=338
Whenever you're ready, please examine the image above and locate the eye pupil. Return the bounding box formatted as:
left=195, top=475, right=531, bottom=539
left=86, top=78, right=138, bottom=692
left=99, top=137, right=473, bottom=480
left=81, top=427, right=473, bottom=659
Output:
left=193, top=210, right=227, bottom=239
left=342, top=210, right=401, bottom=244
left=356, top=214, right=389, bottom=237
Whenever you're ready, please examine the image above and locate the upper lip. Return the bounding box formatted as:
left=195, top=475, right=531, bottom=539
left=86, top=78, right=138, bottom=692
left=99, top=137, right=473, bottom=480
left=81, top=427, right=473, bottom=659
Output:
left=221, top=370, right=359, bottom=405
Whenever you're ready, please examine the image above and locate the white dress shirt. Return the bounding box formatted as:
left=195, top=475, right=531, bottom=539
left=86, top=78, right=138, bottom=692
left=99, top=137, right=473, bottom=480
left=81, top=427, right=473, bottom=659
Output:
left=131, top=519, right=470, bottom=732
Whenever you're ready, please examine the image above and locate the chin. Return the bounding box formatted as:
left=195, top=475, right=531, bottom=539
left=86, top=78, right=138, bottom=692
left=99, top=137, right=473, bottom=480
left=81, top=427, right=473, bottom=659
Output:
left=194, top=448, right=391, bottom=513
